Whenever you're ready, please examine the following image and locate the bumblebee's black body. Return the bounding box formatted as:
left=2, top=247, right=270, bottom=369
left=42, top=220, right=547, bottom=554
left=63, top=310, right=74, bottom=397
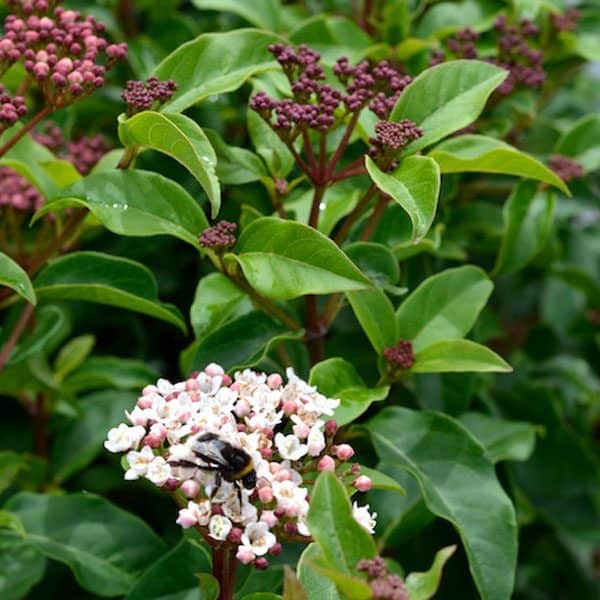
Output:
left=170, top=432, right=257, bottom=498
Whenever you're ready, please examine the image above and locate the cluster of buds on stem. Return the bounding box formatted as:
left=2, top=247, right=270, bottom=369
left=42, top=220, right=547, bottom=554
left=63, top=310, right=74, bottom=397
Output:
left=199, top=221, right=237, bottom=252
left=432, top=15, right=546, bottom=95
left=550, top=8, right=581, bottom=33
left=121, top=76, right=178, bottom=116
left=357, top=557, right=409, bottom=600
left=0, top=84, right=27, bottom=129
left=548, top=154, right=584, bottom=183
left=368, top=120, right=423, bottom=170
left=0, top=166, right=43, bottom=212
left=104, top=365, right=375, bottom=569
left=383, top=340, right=414, bottom=370
left=0, top=0, right=127, bottom=114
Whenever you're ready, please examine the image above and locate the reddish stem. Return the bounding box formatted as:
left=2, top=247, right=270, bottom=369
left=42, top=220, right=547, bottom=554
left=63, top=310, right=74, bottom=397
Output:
left=0, top=106, right=53, bottom=159
left=326, top=112, right=361, bottom=178
left=333, top=183, right=378, bottom=244
left=359, top=194, right=388, bottom=240
left=0, top=302, right=35, bottom=372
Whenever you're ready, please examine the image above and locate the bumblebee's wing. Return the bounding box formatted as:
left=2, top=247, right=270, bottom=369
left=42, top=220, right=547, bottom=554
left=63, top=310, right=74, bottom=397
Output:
left=191, top=438, right=230, bottom=468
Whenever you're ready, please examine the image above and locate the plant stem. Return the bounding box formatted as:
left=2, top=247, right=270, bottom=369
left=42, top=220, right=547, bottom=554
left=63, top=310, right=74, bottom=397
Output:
left=0, top=106, right=53, bottom=159
left=213, top=546, right=237, bottom=600
left=31, top=393, right=49, bottom=458
left=0, top=302, right=35, bottom=372
left=305, top=294, right=325, bottom=364
left=117, top=144, right=139, bottom=169
left=333, top=183, right=378, bottom=244
left=359, top=194, right=388, bottom=240
left=326, top=112, right=360, bottom=178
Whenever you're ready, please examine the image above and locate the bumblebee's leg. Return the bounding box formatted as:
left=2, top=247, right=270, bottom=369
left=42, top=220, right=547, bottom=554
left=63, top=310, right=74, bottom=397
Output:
left=210, top=471, right=222, bottom=500
left=236, top=482, right=243, bottom=510
left=168, top=459, right=200, bottom=468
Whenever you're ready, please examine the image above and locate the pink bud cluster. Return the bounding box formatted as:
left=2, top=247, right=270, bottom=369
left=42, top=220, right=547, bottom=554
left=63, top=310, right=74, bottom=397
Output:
left=121, top=77, right=178, bottom=114
left=368, top=120, right=423, bottom=169
left=548, top=154, right=584, bottom=183
left=0, top=84, right=27, bottom=128
left=383, top=340, right=414, bottom=369
left=0, top=1, right=127, bottom=109
left=0, top=166, right=43, bottom=212
left=104, top=365, right=374, bottom=569
left=550, top=8, right=581, bottom=32
left=357, top=557, right=409, bottom=600
left=199, top=221, right=237, bottom=251
left=250, top=44, right=412, bottom=140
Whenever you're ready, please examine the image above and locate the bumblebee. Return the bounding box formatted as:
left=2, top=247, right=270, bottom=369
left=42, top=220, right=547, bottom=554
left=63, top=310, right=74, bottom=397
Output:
left=170, top=432, right=257, bottom=498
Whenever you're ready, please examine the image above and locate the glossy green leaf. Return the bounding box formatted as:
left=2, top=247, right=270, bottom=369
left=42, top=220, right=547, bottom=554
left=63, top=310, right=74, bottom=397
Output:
left=126, top=538, right=211, bottom=600
left=492, top=181, right=555, bottom=277
left=187, top=311, right=299, bottom=372
left=242, top=594, right=283, bottom=600
left=0, top=538, right=46, bottom=600
left=555, top=114, right=600, bottom=173
left=309, top=358, right=389, bottom=426
left=303, top=555, right=371, bottom=600
left=0, top=451, right=29, bottom=493
left=415, top=0, right=503, bottom=37
left=233, top=217, right=372, bottom=300
left=405, top=545, right=456, bottom=600
left=40, top=159, right=82, bottom=189
left=390, top=61, right=507, bottom=153
left=283, top=565, right=308, bottom=600
left=395, top=266, right=493, bottom=351
left=62, top=356, right=158, bottom=393
left=192, top=0, right=285, bottom=31
left=54, top=334, right=95, bottom=381
left=412, top=340, right=511, bottom=373
left=367, top=407, right=517, bottom=600
left=366, top=155, right=440, bottom=242
left=4, top=492, right=167, bottom=597
left=344, top=242, right=400, bottom=287
left=205, top=129, right=267, bottom=185
left=34, top=252, right=186, bottom=332
left=153, top=29, right=282, bottom=113
left=0, top=252, right=36, bottom=304
left=51, top=391, right=137, bottom=484
left=307, top=472, right=376, bottom=574
left=297, top=544, right=342, bottom=600
left=198, top=574, right=220, bottom=600
left=190, top=273, right=252, bottom=339
left=358, top=466, right=406, bottom=495
left=429, top=135, right=569, bottom=194
left=459, top=412, right=537, bottom=463
left=33, top=170, right=208, bottom=249
left=119, top=112, right=221, bottom=217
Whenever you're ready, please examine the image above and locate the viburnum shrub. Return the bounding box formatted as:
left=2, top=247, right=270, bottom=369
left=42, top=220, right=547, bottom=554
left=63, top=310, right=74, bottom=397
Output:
left=0, top=2, right=598, bottom=600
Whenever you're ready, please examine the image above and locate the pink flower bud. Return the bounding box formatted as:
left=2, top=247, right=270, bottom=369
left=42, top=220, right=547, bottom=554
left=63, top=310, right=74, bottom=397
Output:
left=325, top=419, right=338, bottom=437
left=143, top=433, right=161, bottom=448
left=335, top=444, right=355, bottom=461
left=254, top=557, right=269, bottom=570
left=353, top=476, right=373, bottom=492
left=236, top=546, right=255, bottom=565
left=293, top=422, right=310, bottom=439
left=258, top=486, right=274, bottom=504
left=136, top=395, right=153, bottom=409
left=260, top=447, right=273, bottom=460
left=228, top=527, right=243, bottom=543
left=274, top=469, right=291, bottom=482
left=230, top=381, right=241, bottom=392
left=185, top=378, right=199, bottom=391
left=222, top=374, right=232, bottom=386
left=282, top=400, right=298, bottom=415
left=142, top=384, right=158, bottom=395
left=260, top=510, right=279, bottom=528
left=267, top=373, right=283, bottom=389
left=269, top=543, right=282, bottom=556
left=351, top=462, right=361, bottom=475
left=234, top=399, right=250, bottom=417
left=284, top=521, right=298, bottom=535
left=180, top=480, right=200, bottom=499
left=164, top=478, right=180, bottom=491
left=176, top=508, right=197, bottom=528
left=204, top=362, right=224, bottom=377
left=318, top=455, right=336, bottom=472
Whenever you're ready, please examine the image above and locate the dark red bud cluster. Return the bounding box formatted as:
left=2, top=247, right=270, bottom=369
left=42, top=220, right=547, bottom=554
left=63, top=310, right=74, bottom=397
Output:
left=550, top=8, right=581, bottom=32
left=0, top=166, right=44, bottom=212
left=0, top=2, right=127, bottom=110
left=199, top=221, right=237, bottom=250
left=548, top=154, right=584, bottom=182
left=121, top=77, right=178, bottom=114
left=32, top=121, right=63, bottom=149
left=0, top=84, right=27, bottom=127
left=368, top=120, right=422, bottom=168
left=357, top=557, right=409, bottom=600
left=446, top=27, right=480, bottom=59
left=383, top=340, right=414, bottom=369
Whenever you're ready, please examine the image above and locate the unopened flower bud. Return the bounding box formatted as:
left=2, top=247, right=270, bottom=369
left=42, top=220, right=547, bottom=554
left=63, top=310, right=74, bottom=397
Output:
left=254, top=557, right=269, bottom=570
left=318, top=455, right=336, bottom=472
left=353, top=476, right=373, bottom=492
left=180, top=480, right=200, bottom=499
left=335, top=444, right=355, bottom=461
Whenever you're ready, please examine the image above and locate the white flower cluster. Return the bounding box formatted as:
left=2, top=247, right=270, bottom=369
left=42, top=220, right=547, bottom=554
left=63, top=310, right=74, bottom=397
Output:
left=104, top=364, right=376, bottom=567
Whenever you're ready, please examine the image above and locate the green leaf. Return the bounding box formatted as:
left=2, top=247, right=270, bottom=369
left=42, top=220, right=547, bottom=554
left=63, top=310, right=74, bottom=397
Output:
left=186, top=311, right=299, bottom=372
left=367, top=407, right=517, bottom=600
left=395, top=266, right=493, bottom=351
left=190, top=273, right=252, bottom=339
left=283, top=566, right=308, bottom=600
left=459, top=412, right=537, bottom=463
left=365, top=155, right=440, bottom=242
left=415, top=0, right=503, bottom=37
left=54, top=334, right=95, bottom=381
left=118, top=111, right=221, bottom=218
left=233, top=217, right=371, bottom=300
left=34, top=252, right=186, bottom=332
left=344, top=242, right=399, bottom=287
left=492, top=181, right=555, bottom=277
left=33, top=170, right=208, bottom=249
left=555, top=114, right=600, bottom=173
left=358, top=466, right=406, bottom=495
left=0, top=451, right=29, bottom=494
left=242, top=595, right=283, bottom=600
left=199, top=574, right=220, bottom=600
left=405, top=545, right=456, bottom=600
left=412, top=340, right=512, bottom=373
left=429, top=135, right=569, bottom=194
left=309, top=358, right=389, bottom=426
left=0, top=538, right=46, bottom=600
left=307, top=472, right=376, bottom=574
left=304, top=555, right=371, bottom=600
left=153, top=29, right=282, bottom=113
left=51, top=390, right=137, bottom=484
left=205, top=129, right=267, bottom=185
left=40, top=159, right=82, bottom=189
left=126, top=538, right=211, bottom=600
left=5, top=492, right=167, bottom=597
left=62, top=356, right=158, bottom=393
left=390, top=61, right=507, bottom=153
left=0, top=252, right=36, bottom=304
left=297, top=544, right=342, bottom=600
left=192, top=0, right=285, bottom=31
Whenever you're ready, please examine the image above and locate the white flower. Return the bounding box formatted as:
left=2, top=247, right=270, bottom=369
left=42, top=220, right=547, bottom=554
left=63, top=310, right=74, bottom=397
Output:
left=145, top=456, right=172, bottom=486
left=274, top=433, right=307, bottom=461
left=272, top=479, right=307, bottom=511
left=241, top=522, right=276, bottom=556
left=104, top=424, right=145, bottom=453
left=196, top=500, right=212, bottom=526
left=124, top=445, right=155, bottom=480
left=307, top=425, right=326, bottom=456
left=208, top=514, right=232, bottom=540
left=352, top=502, right=377, bottom=534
